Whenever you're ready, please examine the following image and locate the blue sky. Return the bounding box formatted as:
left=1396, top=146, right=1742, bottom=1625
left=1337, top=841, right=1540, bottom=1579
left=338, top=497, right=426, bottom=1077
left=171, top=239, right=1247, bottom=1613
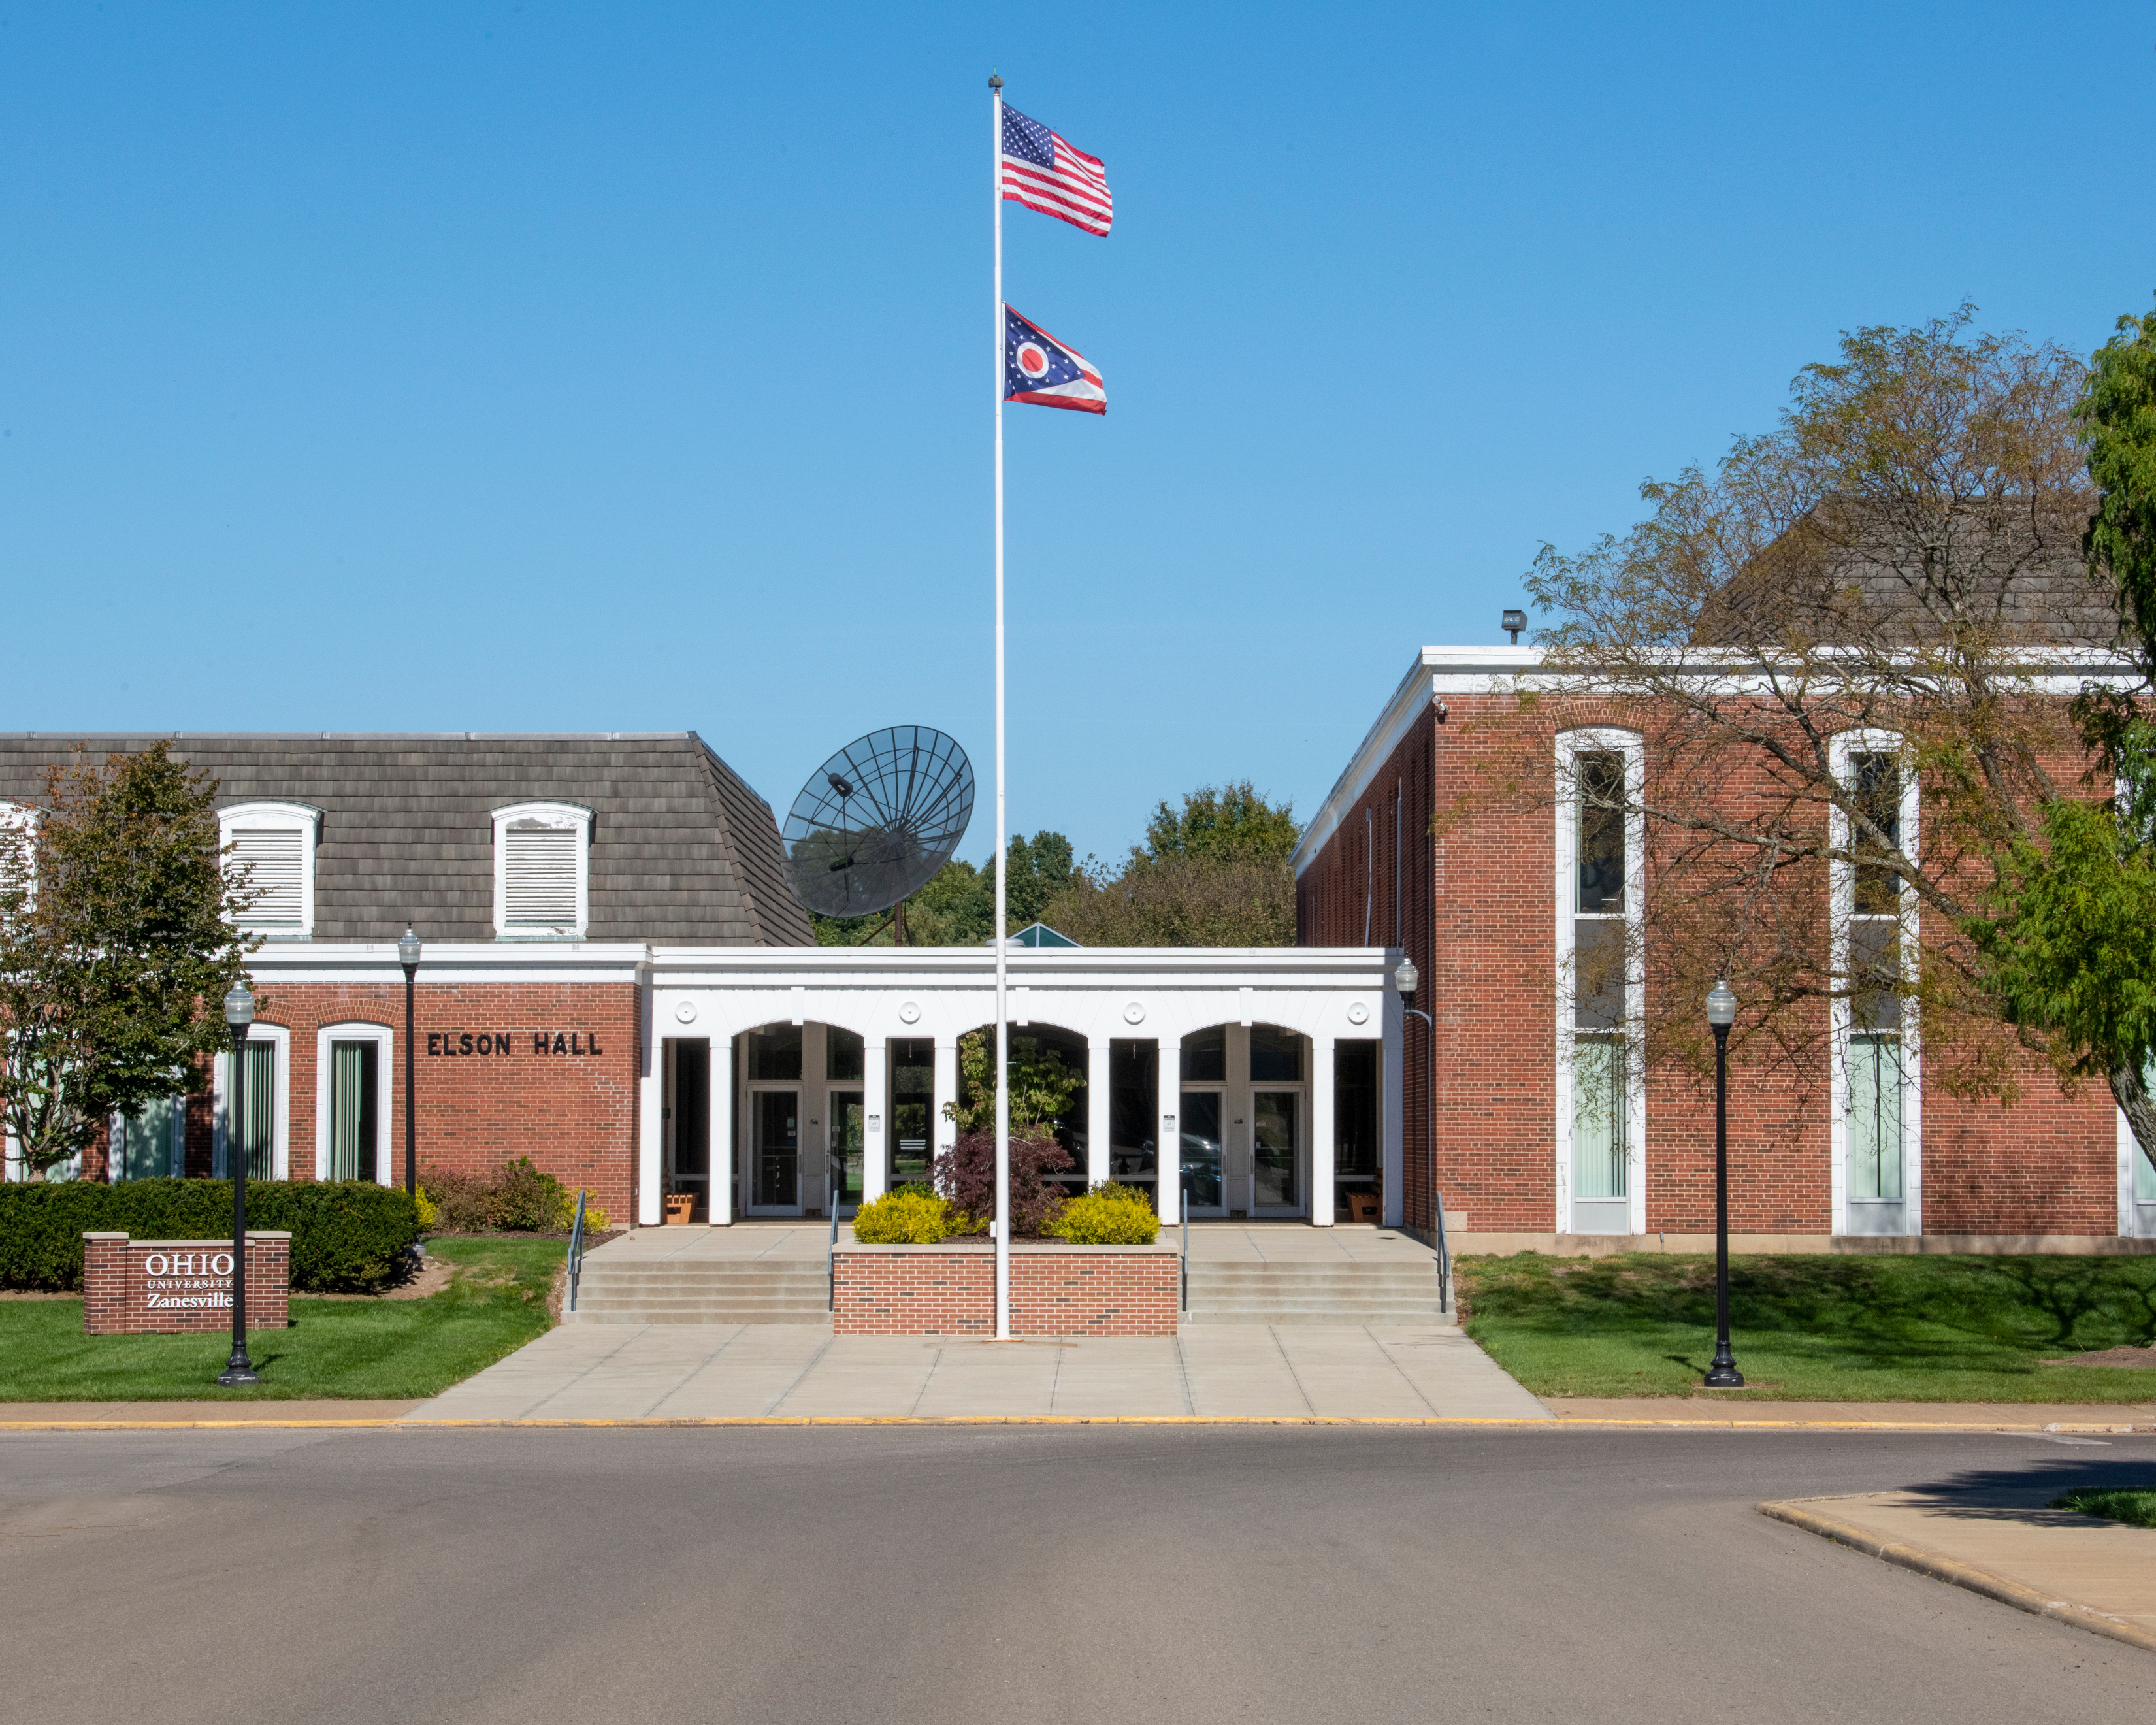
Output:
left=4, top=3, right=2149, bottom=866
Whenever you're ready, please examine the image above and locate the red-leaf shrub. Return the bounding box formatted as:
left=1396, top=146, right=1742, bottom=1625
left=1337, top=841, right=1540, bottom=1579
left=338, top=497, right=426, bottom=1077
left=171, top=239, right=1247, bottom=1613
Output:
left=932, top=1130, right=1073, bottom=1237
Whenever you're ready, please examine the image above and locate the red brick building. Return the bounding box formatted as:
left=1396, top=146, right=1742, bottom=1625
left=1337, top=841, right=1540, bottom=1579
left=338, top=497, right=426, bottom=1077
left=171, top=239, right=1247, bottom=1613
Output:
left=3, top=732, right=1400, bottom=1234
left=0, top=732, right=810, bottom=1225
left=1293, top=647, right=2156, bottom=1254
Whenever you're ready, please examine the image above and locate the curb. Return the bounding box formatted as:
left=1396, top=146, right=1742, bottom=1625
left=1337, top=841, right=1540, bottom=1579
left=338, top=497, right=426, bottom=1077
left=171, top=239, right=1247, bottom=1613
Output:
left=0, top=1413, right=2144, bottom=1433
left=1759, top=1498, right=2156, bottom=1657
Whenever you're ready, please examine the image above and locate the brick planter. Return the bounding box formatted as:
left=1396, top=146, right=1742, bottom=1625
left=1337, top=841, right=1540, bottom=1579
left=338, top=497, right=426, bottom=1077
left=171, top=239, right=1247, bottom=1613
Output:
left=82, top=1232, right=292, bottom=1336
left=832, top=1242, right=1179, bottom=1336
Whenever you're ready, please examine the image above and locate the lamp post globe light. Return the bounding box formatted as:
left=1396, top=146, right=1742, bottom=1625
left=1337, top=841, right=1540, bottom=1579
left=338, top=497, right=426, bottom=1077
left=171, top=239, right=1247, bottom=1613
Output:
left=217, top=980, right=259, bottom=1387
left=1703, top=978, right=1743, bottom=1388
left=398, top=926, right=421, bottom=1197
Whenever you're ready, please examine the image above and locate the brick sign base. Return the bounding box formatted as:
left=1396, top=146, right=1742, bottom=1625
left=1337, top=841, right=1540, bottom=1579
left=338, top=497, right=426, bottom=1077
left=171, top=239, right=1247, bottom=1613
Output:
left=833, top=1243, right=1179, bottom=1336
left=82, top=1232, right=292, bottom=1336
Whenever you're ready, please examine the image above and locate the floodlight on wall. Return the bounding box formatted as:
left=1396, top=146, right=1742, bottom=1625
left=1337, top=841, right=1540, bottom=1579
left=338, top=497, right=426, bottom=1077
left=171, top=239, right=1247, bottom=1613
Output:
left=1501, top=610, right=1528, bottom=646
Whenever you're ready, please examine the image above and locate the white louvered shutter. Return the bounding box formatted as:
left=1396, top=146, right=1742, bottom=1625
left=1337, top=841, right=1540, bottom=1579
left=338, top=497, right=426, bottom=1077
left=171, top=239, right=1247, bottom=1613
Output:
left=503, top=821, right=580, bottom=925
left=231, top=827, right=305, bottom=927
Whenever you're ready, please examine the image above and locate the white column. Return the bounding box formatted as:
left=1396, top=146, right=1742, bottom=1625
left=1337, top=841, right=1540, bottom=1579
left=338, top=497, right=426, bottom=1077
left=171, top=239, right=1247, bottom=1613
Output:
left=1311, top=1032, right=1336, bottom=1226
left=1158, top=1034, right=1181, bottom=1219
left=1383, top=1000, right=1407, bottom=1229
left=709, top=1032, right=733, bottom=1225
left=1086, top=1036, right=1111, bottom=1189
left=934, top=1038, right=958, bottom=1165
left=802, top=1023, right=828, bottom=1215
left=636, top=997, right=664, bottom=1226
left=862, top=1036, right=889, bottom=1202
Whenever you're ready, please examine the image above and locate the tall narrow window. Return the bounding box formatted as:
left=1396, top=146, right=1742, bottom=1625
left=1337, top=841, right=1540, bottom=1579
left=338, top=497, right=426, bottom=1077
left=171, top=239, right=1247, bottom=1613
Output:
left=116, top=1096, right=184, bottom=1181
left=237, top=1041, right=276, bottom=1179
left=1836, top=740, right=1915, bottom=1234
left=1571, top=749, right=1631, bottom=1227
left=328, top=1040, right=379, bottom=1182
left=891, top=1040, right=934, bottom=1185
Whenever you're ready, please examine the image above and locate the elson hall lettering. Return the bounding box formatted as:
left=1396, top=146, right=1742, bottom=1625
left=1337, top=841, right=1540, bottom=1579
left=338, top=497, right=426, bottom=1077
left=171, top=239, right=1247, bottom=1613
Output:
left=425, top=1030, right=606, bottom=1057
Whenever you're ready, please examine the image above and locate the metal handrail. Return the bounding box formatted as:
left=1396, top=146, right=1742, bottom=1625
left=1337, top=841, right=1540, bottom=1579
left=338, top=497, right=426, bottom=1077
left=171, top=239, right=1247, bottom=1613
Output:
left=828, top=1156, right=843, bottom=1313
left=1433, top=1188, right=1451, bottom=1314
left=566, top=1188, right=587, bottom=1313
left=1179, top=1181, right=1188, bottom=1313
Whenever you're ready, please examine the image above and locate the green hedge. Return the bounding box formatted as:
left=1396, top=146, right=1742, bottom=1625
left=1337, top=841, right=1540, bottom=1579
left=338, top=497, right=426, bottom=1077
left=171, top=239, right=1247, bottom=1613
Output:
left=0, top=1179, right=422, bottom=1293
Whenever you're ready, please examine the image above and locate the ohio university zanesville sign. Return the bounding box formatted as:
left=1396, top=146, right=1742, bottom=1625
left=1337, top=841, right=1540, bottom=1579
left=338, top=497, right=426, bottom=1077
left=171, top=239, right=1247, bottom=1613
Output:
left=141, top=1249, right=238, bottom=1311
left=426, top=1028, right=607, bottom=1058
left=82, top=1233, right=291, bottom=1336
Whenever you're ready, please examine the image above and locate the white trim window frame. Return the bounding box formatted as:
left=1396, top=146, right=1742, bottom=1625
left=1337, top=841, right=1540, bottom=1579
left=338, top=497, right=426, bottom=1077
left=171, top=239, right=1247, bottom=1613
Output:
left=219, top=802, right=323, bottom=940
left=314, top=1023, right=396, bottom=1185
left=492, top=802, right=594, bottom=940
left=1827, top=729, right=1922, bottom=1238
left=212, top=1023, right=291, bottom=1179
left=1554, top=727, right=1647, bottom=1236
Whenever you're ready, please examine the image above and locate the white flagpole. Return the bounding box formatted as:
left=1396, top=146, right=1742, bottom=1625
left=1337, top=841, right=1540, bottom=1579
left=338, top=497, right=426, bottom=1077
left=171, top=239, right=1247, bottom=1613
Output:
left=989, top=73, right=1011, bottom=1341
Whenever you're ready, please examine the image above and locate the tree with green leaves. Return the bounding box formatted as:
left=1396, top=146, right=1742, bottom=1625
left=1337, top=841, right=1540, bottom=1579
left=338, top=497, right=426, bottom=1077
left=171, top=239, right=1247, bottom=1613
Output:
left=1974, top=304, right=2156, bottom=1164
left=942, top=1029, right=1084, bottom=1134
left=809, top=831, right=1077, bottom=947
left=0, top=743, right=257, bottom=1178
left=1043, top=781, right=1301, bottom=947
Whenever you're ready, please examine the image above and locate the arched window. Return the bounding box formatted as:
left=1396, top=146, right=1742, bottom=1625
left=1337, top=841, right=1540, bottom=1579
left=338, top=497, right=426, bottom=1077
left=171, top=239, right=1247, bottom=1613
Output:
left=219, top=802, right=323, bottom=938
left=491, top=802, right=593, bottom=938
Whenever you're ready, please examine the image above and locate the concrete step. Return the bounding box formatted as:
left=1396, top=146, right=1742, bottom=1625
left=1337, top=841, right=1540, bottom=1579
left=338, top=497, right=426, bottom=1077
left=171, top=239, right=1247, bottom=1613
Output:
left=1182, top=1260, right=1449, bottom=1324
left=572, top=1310, right=833, bottom=1327
left=1180, top=1309, right=1456, bottom=1326
left=569, top=1255, right=834, bottom=1324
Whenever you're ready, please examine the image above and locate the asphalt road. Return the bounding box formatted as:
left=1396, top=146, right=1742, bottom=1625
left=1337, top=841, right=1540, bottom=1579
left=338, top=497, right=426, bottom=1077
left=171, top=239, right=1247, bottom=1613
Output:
left=3, top=1424, right=2151, bottom=1723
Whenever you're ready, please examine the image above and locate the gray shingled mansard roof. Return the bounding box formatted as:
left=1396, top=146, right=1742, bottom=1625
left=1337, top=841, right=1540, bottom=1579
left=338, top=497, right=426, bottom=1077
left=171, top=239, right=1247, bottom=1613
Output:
left=1695, top=505, right=2123, bottom=651
left=0, top=732, right=813, bottom=947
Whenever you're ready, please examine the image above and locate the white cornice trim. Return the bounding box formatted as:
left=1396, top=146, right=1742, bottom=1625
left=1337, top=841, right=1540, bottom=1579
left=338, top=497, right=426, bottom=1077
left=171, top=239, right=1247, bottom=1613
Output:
left=242, top=942, right=652, bottom=987
left=1290, top=640, right=2146, bottom=878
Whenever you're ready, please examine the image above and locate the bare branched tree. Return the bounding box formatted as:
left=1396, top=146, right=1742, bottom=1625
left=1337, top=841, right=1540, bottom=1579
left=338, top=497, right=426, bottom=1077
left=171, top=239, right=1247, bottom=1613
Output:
left=1456, top=308, right=2129, bottom=1122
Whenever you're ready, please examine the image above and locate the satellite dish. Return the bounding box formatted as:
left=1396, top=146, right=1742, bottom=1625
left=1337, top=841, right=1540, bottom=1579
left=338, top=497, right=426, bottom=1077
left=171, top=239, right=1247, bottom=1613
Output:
left=782, top=727, right=975, bottom=919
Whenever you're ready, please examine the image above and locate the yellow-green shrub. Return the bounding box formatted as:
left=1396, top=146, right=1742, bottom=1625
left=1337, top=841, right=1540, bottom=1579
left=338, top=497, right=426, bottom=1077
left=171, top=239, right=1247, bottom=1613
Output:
left=414, top=1186, right=440, bottom=1232
left=1047, top=1183, right=1160, bottom=1245
left=850, top=1189, right=955, bottom=1244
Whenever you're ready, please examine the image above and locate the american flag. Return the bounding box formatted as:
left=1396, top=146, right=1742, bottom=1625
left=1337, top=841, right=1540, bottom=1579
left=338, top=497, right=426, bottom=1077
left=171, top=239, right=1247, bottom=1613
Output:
left=1000, top=103, right=1112, bottom=237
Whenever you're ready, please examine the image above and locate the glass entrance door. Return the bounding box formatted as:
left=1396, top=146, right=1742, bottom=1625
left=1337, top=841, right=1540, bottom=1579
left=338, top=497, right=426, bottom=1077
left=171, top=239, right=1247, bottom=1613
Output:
left=750, top=1089, right=801, bottom=1213
left=1251, top=1091, right=1302, bottom=1215
left=829, top=1089, right=864, bottom=1215
left=1181, top=1089, right=1225, bottom=1217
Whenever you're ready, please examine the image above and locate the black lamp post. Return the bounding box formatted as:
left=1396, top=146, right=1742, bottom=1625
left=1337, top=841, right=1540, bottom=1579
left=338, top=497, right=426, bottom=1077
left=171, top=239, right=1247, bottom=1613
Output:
left=399, top=925, right=421, bottom=1196
left=1704, top=978, right=1743, bottom=1388
left=217, top=980, right=259, bottom=1387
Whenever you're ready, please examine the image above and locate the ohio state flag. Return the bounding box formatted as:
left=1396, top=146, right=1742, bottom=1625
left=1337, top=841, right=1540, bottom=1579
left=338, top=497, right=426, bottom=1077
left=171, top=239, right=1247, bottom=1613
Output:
left=1004, top=305, right=1105, bottom=415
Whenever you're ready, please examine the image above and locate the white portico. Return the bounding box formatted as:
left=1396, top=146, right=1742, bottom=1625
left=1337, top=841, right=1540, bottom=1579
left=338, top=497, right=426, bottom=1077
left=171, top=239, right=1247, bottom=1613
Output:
left=639, top=946, right=1403, bottom=1230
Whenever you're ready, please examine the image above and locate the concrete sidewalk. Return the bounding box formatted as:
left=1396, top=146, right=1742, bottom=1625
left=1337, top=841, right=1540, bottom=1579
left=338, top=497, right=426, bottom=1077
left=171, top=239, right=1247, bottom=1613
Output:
left=400, top=1322, right=1550, bottom=1421
left=1764, top=1481, right=2156, bottom=1654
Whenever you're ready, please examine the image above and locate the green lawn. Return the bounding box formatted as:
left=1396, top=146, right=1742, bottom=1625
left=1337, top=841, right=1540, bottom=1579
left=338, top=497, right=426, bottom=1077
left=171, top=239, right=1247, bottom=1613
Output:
left=1459, top=1252, right=2156, bottom=1402
left=0, top=1238, right=563, bottom=1403
left=2053, top=1485, right=2156, bottom=1527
